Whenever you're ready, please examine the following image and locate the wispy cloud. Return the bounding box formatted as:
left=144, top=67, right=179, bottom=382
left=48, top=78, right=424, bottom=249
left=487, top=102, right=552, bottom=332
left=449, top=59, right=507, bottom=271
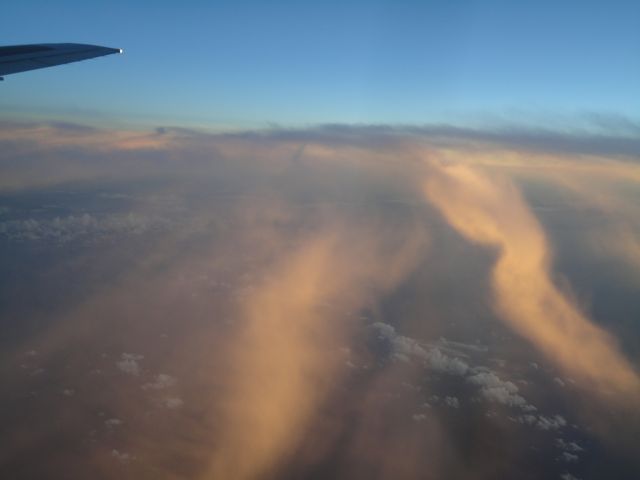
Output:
left=423, top=162, right=640, bottom=401
left=205, top=220, right=426, bottom=479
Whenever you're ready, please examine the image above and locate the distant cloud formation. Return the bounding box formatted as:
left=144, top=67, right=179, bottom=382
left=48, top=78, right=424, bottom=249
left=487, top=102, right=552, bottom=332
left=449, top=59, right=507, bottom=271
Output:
left=372, top=322, right=544, bottom=415
left=0, top=213, right=171, bottom=244
left=444, top=396, right=459, bottom=408
left=423, top=162, right=640, bottom=401
left=116, top=353, right=143, bottom=376
left=371, top=322, right=471, bottom=376
left=1, top=118, right=639, bottom=479
left=518, top=414, right=567, bottom=431
left=467, top=372, right=530, bottom=409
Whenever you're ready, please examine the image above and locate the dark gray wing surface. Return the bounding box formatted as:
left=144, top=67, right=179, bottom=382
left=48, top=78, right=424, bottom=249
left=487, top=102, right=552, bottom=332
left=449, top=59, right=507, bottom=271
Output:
left=0, top=43, right=121, bottom=79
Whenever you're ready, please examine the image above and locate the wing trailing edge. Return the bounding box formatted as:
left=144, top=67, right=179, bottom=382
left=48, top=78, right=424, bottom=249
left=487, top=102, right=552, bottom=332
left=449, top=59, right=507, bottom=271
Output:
left=0, top=43, right=122, bottom=80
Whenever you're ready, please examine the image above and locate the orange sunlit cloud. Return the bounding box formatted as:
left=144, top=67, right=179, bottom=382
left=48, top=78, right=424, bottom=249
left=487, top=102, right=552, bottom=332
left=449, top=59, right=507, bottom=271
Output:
left=423, top=161, right=640, bottom=401
left=204, top=220, right=427, bottom=480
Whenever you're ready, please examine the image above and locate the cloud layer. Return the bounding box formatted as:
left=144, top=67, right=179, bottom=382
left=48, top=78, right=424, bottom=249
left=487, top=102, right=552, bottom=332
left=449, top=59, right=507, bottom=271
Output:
left=1, top=119, right=639, bottom=479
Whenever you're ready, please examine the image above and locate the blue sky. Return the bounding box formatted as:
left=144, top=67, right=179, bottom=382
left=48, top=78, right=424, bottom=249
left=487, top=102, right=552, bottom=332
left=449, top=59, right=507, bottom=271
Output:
left=1, top=0, right=639, bottom=129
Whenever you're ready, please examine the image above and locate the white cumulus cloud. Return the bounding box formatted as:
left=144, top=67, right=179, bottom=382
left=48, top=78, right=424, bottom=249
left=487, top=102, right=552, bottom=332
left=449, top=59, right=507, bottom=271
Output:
left=444, top=396, right=460, bottom=408
left=116, top=353, right=143, bottom=376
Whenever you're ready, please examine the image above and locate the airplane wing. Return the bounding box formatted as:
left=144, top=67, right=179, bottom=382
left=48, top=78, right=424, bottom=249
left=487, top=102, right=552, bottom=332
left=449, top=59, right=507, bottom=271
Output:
left=0, top=43, right=122, bottom=80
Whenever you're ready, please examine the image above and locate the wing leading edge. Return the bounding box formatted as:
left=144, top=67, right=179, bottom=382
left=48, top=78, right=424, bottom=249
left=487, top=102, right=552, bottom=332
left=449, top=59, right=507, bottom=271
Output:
left=0, top=43, right=122, bottom=80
